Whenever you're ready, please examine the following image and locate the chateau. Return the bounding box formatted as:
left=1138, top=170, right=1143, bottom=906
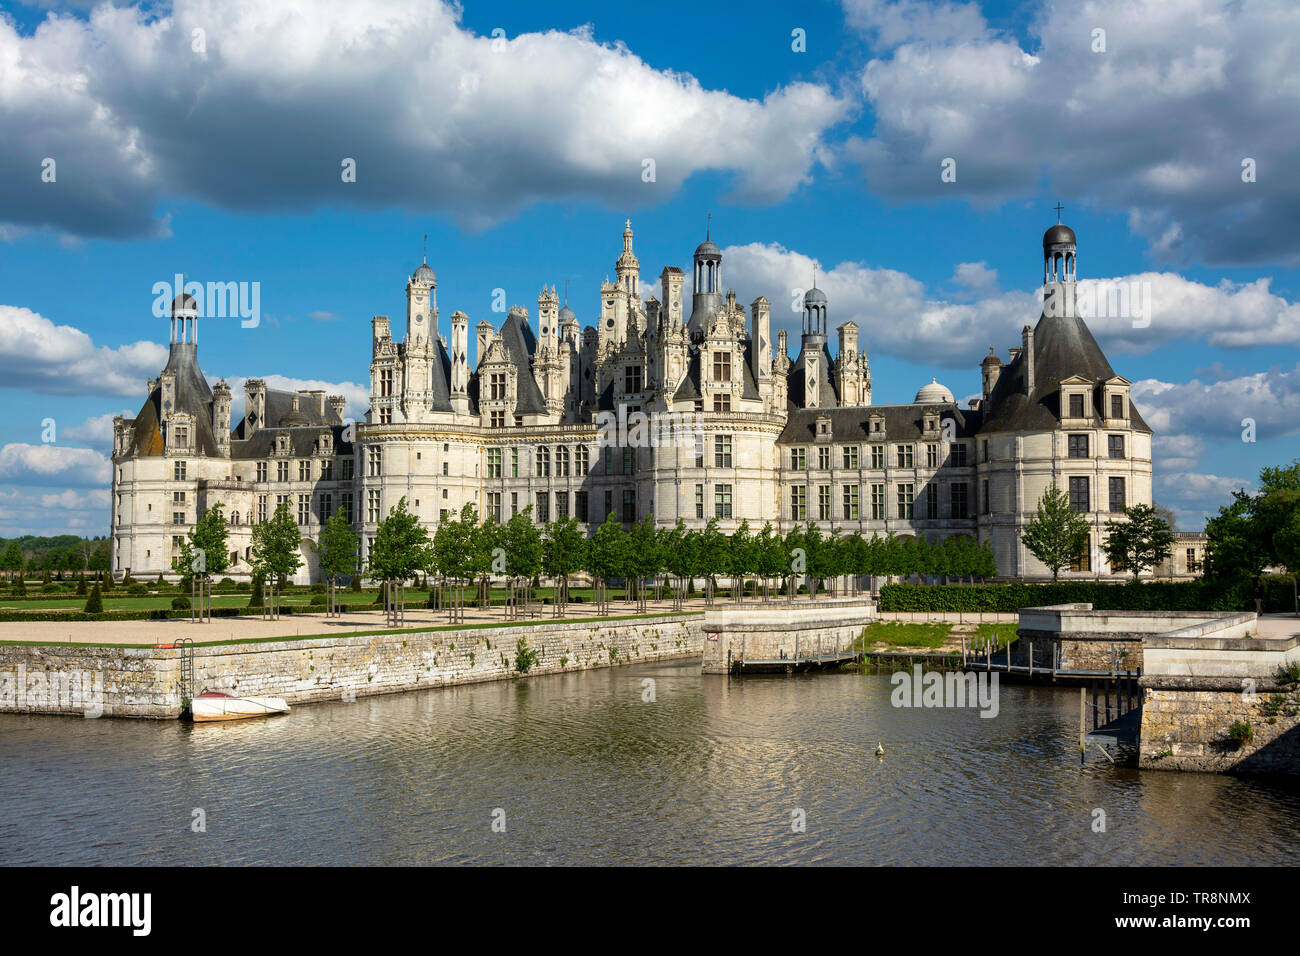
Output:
left=111, top=220, right=1161, bottom=583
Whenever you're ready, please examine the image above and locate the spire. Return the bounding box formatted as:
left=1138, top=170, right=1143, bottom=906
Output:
left=1053, top=202, right=1064, bottom=224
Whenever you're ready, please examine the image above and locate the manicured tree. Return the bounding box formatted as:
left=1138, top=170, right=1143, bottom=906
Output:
left=697, top=517, right=728, bottom=604
left=247, top=572, right=265, bottom=609
left=315, top=506, right=359, bottom=616
left=729, top=519, right=756, bottom=602
left=433, top=502, right=478, bottom=619
left=83, top=581, right=103, bottom=614
left=976, top=539, right=999, bottom=581
left=469, top=514, right=499, bottom=608
left=1, top=541, right=22, bottom=581
left=802, top=522, right=826, bottom=598
left=76, top=572, right=87, bottom=596
left=660, top=520, right=689, bottom=608
left=1021, top=484, right=1091, bottom=582
left=588, top=511, right=627, bottom=613
left=543, top=515, right=586, bottom=615
left=754, top=521, right=782, bottom=602
left=652, top=523, right=675, bottom=601
left=627, top=514, right=661, bottom=610
left=502, top=507, right=543, bottom=616
left=782, top=526, right=805, bottom=597
left=1103, top=503, right=1174, bottom=580
left=175, top=502, right=231, bottom=620
left=369, top=496, right=432, bottom=625
left=250, top=499, right=302, bottom=619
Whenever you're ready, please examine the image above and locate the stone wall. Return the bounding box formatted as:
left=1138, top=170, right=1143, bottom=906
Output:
left=1139, top=683, right=1300, bottom=775
left=0, top=612, right=705, bottom=719
left=700, top=598, right=876, bottom=674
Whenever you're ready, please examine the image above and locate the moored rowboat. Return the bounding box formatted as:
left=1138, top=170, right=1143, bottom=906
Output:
left=190, top=691, right=290, bottom=722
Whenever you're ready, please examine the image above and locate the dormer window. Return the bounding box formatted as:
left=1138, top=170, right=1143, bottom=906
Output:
left=1110, top=394, right=1125, bottom=419
left=1068, top=394, right=1084, bottom=418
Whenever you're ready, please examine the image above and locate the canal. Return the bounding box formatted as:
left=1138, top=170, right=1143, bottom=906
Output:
left=2, top=660, right=1298, bottom=865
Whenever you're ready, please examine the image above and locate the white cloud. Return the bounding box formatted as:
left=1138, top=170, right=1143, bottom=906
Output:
left=0, top=442, right=111, bottom=486
left=63, top=409, right=132, bottom=449
left=719, top=243, right=1300, bottom=369
left=1131, top=365, right=1300, bottom=444
left=845, top=0, right=1300, bottom=265
left=0, top=0, right=850, bottom=239
left=0, top=305, right=168, bottom=397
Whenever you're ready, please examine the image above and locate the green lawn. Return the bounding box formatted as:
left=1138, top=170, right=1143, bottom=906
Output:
left=974, top=622, right=1019, bottom=649
left=855, top=622, right=952, bottom=650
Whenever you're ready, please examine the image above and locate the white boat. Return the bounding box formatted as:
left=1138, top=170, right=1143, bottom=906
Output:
left=190, top=691, right=290, bottom=722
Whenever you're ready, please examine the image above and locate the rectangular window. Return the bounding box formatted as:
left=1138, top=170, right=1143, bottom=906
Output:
left=367, top=489, right=381, bottom=523
left=1069, top=393, right=1085, bottom=418
left=368, top=447, right=382, bottom=477
left=318, top=493, right=333, bottom=523
left=299, top=460, right=310, bottom=481
left=1109, top=476, right=1126, bottom=513
left=556, top=491, right=569, bottom=520
left=172, top=512, right=185, bottom=526
left=926, top=443, right=939, bottom=468
left=625, top=365, right=643, bottom=393
left=897, top=445, right=914, bottom=469
left=604, top=446, right=615, bottom=476
left=379, top=406, right=392, bottom=425
left=1108, top=434, right=1125, bottom=459
left=535, top=492, right=550, bottom=523
left=487, top=448, right=502, bottom=478
left=575, top=445, right=589, bottom=475
left=713, top=352, right=731, bottom=382
left=511, top=492, right=518, bottom=517
left=1110, top=394, right=1124, bottom=419
left=258, top=495, right=267, bottom=523
left=896, top=483, right=915, bottom=519
left=490, top=411, right=505, bottom=428
left=818, top=446, right=831, bottom=470
left=1186, top=548, right=1197, bottom=573
left=950, top=482, right=969, bottom=519
left=790, top=486, right=807, bottom=521
left=695, top=484, right=705, bottom=519
left=298, top=494, right=310, bottom=525
left=341, top=458, right=353, bottom=481
left=490, top=373, right=506, bottom=401
left=982, top=479, right=990, bottom=515
left=256, top=461, right=268, bottom=482
left=487, top=492, right=501, bottom=522
left=1068, top=434, right=1090, bottom=458
left=321, top=460, right=332, bottom=481
left=842, top=446, right=859, bottom=469
left=173, top=491, right=186, bottom=503
left=621, top=489, right=636, bottom=523
left=575, top=491, right=588, bottom=523
left=791, top=448, right=807, bottom=470
left=1070, top=538, right=1092, bottom=572
left=842, top=484, right=859, bottom=520
left=1069, top=476, right=1090, bottom=513
left=556, top=446, right=570, bottom=477
left=817, top=485, right=832, bottom=520
left=926, top=484, right=938, bottom=518
left=536, top=446, right=550, bottom=477
left=951, top=443, right=968, bottom=467
left=871, top=484, right=886, bottom=520
left=715, top=484, right=733, bottom=519
left=622, top=446, right=635, bottom=475
left=380, top=368, right=393, bottom=397
left=870, top=445, right=885, bottom=469
left=277, top=460, right=290, bottom=482
left=712, top=392, right=731, bottom=412
left=714, top=434, right=732, bottom=468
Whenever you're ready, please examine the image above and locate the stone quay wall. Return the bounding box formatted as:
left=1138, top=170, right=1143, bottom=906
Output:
left=700, top=598, right=877, bottom=674
left=0, top=613, right=706, bottom=719
left=1139, top=627, right=1300, bottom=774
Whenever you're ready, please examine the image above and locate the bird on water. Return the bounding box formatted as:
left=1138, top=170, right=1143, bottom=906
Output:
left=876, top=743, right=885, bottom=757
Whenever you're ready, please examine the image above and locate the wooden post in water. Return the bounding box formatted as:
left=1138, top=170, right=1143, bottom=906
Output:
left=1079, top=687, right=1086, bottom=765
left=1028, top=639, right=1033, bottom=678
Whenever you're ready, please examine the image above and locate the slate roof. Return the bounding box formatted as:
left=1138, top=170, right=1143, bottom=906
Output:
left=231, top=423, right=353, bottom=460
left=778, top=403, right=983, bottom=444
left=786, top=341, right=840, bottom=410
left=489, top=310, right=546, bottom=416
left=978, top=312, right=1151, bottom=434
left=124, top=343, right=219, bottom=457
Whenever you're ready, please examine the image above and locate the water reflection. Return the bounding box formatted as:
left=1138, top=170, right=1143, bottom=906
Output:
left=1, top=661, right=1297, bottom=865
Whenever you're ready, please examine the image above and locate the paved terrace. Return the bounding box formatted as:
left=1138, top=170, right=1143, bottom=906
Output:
left=0, top=598, right=708, bottom=646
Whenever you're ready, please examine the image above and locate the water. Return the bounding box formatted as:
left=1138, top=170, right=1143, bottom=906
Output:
left=2, top=661, right=1298, bottom=865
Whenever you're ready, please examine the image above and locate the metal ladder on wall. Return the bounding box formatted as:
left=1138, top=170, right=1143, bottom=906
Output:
left=176, top=637, right=195, bottom=712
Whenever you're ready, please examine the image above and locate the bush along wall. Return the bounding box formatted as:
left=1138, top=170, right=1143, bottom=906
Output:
left=876, top=579, right=1261, bottom=614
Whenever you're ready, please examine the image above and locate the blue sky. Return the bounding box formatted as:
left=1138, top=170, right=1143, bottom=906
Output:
left=1, top=0, right=1297, bottom=536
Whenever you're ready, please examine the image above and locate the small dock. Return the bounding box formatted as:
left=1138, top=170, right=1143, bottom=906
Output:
left=731, top=650, right=860, bottom=674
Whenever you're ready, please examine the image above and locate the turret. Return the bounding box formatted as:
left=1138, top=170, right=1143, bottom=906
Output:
left=450, top=310, right=470, bottom=415
left=213, top=380, right=231, bottom=456
left=244, top=379, right=267, bottom=436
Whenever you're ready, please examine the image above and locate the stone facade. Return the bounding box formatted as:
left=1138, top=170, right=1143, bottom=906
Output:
left=112, top=219, right=1158, bottom=583
left=0, top=613, right=705, bottom=719
left=1140, top=685, right=1300, bottom=775
left=700, top=598, right=877, bottom=673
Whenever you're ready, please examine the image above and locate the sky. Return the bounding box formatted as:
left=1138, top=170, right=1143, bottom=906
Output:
left=0, top=0, right=1297, bottom=537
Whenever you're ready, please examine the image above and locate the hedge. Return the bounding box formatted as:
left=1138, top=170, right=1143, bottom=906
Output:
left=875, top=578, right=1287, bottom=613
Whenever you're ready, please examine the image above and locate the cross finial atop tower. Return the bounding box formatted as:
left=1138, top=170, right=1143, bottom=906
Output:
left=1053, top=202, right=1064, bottom=224
left=563, top=279, right=570, bottom=306
left=706, top=212, right=711, bottom=241
left=812, top=262, right=818, bottom=289
left=423, top=233, right=428, bottom=264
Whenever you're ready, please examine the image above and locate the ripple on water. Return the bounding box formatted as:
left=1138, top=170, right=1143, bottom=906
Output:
left=2, top=662, right=1299, bottom=865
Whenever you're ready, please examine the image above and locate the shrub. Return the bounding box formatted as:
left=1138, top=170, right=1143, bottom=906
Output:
left=76, top=575, right=87, bottom=596
left=309, top=593, right=326, bottom=606
left=247, top=575, right=265, bottom=609
left=877, top=580, right=1252, bottom=614
left=1276, top=661, right=1300, bottom=685
left=514, top=636, right=540, bottom=674
left=1228, top=720, right=1254, bottom=747
left=350, top=574, right=362, bottom=592
left=310, top=582, right=325, bottom=594
left=41, top=582, right=61, bottom=594
left=83, top=583, right=103, bottom=614
left=127, top=582, right=149, bottom=597
left=171, top=595, right=191, bottom=610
